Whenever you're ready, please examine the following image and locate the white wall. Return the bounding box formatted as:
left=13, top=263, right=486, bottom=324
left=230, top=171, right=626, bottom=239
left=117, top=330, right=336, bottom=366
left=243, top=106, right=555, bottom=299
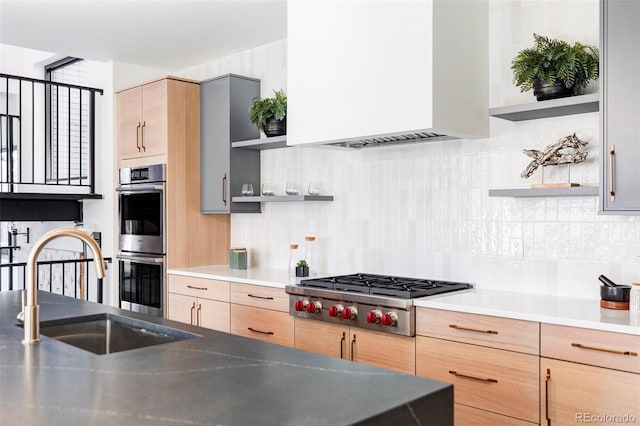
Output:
left=226, top=0, right=639, bottom=300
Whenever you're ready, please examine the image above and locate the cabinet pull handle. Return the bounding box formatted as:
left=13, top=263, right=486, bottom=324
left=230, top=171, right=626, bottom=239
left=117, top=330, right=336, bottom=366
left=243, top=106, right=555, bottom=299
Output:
left=571, top=342, right=638, bottom=357
left=136, top=122, right=142, bottom=152
left=190, top=302, right=196, bottom=325
left=222, top=173, right=227, bottom=206
left=187, top=285, right=208, bottom=291
left=545, top=368, right=551, bottom=426
left=197, top=304, right=202, bottom=326
left=350, top=334, right=356, bottom=361
left=340, top=332, right=346, bottom=359
left=449, top=324, right=498, bottom=334
left=247, top=294, right=274, bottom=300
left=247, top=327, right=274, bottom=335
left=448, top=370, right=498, bottom=383
left=140, top=121, right=146, bottom=152
left=609, top=144, right=615, bottom=202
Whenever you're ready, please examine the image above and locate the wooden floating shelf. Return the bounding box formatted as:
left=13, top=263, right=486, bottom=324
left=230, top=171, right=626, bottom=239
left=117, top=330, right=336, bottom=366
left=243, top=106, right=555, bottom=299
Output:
left=489, top=94, right=599, bottom=121
left=488, top=186, right=599, bottom=198
left=232, top=195, right=334, bottom=203
left=231, top=135, right=287, bottom=150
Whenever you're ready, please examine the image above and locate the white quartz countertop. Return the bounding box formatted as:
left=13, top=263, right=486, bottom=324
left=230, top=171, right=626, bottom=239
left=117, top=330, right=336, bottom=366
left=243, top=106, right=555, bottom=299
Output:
left=168, top=266, right=640, bottom=336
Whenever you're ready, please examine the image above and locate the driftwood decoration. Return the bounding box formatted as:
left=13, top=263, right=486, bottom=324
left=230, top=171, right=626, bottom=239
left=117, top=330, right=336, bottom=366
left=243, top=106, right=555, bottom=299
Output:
left=521, top=133, right=588, bottom=178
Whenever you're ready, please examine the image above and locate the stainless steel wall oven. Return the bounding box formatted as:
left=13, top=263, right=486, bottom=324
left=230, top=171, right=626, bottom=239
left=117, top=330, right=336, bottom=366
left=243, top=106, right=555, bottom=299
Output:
left=117, top=164, right=166, bottom=317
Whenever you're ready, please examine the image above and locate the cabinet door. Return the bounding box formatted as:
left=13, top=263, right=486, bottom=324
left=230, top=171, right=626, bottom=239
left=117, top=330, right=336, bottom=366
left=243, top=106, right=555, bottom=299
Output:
left=167, top=293, right=195, bottom=325
left=198, top=298, right=230, bottom=333
left=117, top=86, right=143, bottom=161
left=541, top=358, right=640, bottom=425
left=140, top=79, right=168, bottom=157
left=601, top=0, right=640, bottom=212
left=352, top=328, right=415, bottom=375
left=295, top=318, right=350, bottom=359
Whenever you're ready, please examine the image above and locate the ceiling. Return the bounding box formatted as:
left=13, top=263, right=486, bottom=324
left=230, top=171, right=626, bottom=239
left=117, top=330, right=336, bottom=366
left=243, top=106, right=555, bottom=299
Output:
left=0, top=0, right=287, bottom=71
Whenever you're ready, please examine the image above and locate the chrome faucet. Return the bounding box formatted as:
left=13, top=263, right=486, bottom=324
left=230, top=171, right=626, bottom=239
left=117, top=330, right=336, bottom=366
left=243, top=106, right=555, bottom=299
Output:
left=19, top=228, right=107, bottom=344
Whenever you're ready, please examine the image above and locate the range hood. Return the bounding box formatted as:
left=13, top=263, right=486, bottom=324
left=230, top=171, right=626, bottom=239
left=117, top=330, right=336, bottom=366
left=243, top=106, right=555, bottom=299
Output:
left=287, top=0, right=489, bottom=149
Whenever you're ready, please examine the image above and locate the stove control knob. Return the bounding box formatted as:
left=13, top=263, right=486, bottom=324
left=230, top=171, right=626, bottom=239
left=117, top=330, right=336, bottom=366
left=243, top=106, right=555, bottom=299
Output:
left=306, top=301, right=322, bottom=314
left=366, top=310, right=382, bottom=324
left=294, top=300, right=308, bottom=312
left=381, top=312, right=398, bottom=327
left=341, top=306, right=357, bottom=320
left=328, top=304, right=343, bottom=317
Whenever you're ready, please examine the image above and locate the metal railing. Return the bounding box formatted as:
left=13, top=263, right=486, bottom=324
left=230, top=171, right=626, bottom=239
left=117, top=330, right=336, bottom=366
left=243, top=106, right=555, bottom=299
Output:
left=0, top=73, right=103, bottom=194
left=0, top=257, right=112, bottom=304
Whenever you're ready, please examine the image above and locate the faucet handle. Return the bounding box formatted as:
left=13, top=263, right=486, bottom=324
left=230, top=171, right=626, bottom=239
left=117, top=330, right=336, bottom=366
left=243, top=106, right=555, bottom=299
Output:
left=17, top=289, right=26, bottom=322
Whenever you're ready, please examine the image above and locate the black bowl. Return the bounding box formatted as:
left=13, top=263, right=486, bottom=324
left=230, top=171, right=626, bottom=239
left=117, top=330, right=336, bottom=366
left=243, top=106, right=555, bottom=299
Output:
left=600, top=285, right=631, bottom=302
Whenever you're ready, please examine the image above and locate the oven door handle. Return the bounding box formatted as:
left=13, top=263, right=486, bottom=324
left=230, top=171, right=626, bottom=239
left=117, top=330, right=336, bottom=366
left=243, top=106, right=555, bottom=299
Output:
left=117, top=253, right=165, bottom=264
left=116, top=184, right=164, bottom=192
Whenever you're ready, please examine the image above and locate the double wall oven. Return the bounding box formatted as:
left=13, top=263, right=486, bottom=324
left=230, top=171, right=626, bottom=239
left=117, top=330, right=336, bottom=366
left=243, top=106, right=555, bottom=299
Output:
left=117, top=164, right=166, bottom=317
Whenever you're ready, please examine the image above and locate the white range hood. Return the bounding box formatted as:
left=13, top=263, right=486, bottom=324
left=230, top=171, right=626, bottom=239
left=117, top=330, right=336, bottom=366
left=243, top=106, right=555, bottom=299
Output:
left=287, top=0, right=489, bottom=148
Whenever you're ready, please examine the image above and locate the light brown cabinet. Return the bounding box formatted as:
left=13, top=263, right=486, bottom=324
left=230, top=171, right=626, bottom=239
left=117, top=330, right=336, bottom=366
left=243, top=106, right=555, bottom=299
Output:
left=117, top=79, right=168, bottom=162
left=294, top=317, right=416, bottom=375
left=167, top=274, right=230, bottom=333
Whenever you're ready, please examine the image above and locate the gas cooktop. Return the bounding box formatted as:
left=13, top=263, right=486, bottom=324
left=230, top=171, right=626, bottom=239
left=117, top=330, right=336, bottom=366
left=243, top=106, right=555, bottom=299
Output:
left=298, top=273, right=473, bottom=299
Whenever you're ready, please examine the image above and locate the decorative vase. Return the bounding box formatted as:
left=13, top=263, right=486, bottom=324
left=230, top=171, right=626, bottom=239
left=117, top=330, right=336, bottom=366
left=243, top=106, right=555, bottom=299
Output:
left=263, top=117, right=286, bottom=137
left=532, top=78, right=574, bottom=101
left=295, top=266, right=309, bottom=277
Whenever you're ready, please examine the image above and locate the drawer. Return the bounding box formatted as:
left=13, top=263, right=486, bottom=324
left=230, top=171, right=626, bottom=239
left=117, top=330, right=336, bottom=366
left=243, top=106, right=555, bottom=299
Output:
left=230, top=282, right=288, bottom=312
left=416, top=308, right=539, bottom=355
left=168, top=274, right=230, bottom=302
left=455, top=404, right=537, bottom=426
left=231, top=304, right=294, bottom=347
left=417, top=336, right=539, bottom=423
left=541, top=323, right=639, bottom=373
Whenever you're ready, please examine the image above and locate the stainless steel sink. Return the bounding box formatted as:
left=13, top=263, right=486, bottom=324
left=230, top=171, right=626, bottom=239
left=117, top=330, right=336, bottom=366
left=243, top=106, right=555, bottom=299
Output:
left=39, top=313, right=200, bottom=355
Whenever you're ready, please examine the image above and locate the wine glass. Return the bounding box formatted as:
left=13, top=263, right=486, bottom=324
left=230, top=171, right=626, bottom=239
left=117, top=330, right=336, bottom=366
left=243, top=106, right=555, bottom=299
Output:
left=241, top=184, right=254, bottom=196
left=261, top=183, right=274, bottom=196
left=286, top=182, right=299, bottom=195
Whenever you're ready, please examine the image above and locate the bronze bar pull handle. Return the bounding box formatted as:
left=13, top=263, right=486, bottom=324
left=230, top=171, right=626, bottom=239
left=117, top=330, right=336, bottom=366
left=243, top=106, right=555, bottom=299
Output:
left=190, top=302, right=196, bottom=326
left=449, top=324, right=498, bottom=334
left=340, top=332, right=346, bottom=359
left=448, top=370, right=498, bottom=383
left=222, top=173, right=227, bottom=206
left=136, top=122, right=141, bottom=152
left=140, top=121, right=146, bottom=152
left=197, top=304, right=202, bottom=326
left=247, top=327, right=274, bottom=335
left=247, top=294, right=274, bottom=300
left=350, top=334, right=356, bottom=361
left=609, top=144, right=615, bottom=202
left=545, top=368, right=551, bottom=426
left=571, top=342, right=638, bottom=357
left=187, top=285, right=208, bottom=291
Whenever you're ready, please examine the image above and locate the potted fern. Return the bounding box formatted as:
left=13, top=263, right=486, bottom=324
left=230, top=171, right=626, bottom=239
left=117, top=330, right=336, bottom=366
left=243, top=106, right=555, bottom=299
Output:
left=511, top=34, right=599, bottom=101
left=248, top=89, right=287, bottom=137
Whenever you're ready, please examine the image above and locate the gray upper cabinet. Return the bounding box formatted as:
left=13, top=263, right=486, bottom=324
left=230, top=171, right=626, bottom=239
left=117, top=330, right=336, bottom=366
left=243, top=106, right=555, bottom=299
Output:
left=201, top=74, right=261, bottom=213
left=601, top=0, right=640, bottom=214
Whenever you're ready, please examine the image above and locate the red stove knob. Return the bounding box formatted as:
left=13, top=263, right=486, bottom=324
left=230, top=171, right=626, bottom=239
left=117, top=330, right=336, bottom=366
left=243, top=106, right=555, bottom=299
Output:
left=366, top=310, right=382, bottom=324
left=306, top=301, right=322, bottom=314
left=294, top=300, right=307, bottom=312
left=381, top=312, right=398, bottom=327
left=341, top=306, right=357, bottom=320
left=328, top=304, right=343, bottom=317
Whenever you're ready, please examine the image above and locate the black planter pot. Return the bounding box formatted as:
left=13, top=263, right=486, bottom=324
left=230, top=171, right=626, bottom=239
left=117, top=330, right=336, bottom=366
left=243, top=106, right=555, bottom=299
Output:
left=263, top=117, right=286, bottom=137
left=295, top=266, right=309, bottom=277
left=533, top=78, right=574, bottom=101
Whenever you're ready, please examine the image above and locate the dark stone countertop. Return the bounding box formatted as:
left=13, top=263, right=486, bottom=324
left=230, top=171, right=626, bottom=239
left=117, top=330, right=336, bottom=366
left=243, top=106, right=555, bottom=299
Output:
left=0, top=291, right=452, bottom=425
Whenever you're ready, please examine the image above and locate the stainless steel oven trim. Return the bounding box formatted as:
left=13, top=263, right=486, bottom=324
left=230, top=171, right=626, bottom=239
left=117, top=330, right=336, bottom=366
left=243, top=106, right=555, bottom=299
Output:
left=117, top=252, right=166, bottom=318
left=117, top=181, right=166, bottom=255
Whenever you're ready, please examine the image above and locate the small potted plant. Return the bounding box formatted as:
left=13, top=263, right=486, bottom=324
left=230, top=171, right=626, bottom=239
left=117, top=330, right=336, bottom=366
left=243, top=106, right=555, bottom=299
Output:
left=511, top=34, right=599, bottom=101
left=295, top=259, right=309, bottom=277
left=248, top=89, right=287, bottom=137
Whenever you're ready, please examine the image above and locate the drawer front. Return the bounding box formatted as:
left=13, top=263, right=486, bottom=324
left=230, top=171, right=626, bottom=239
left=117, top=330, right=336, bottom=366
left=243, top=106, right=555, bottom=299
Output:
left=455, top=404, right=537, bottom=426
left=168, top=274, right=230, bottom=302
left=541, top=323, right=639, bottom=373
left=230, top=283, right=288, bottom=312
left=416, top=308, right=539, bottom=355
left=231, top=304, right=294, bottom=347
left=417, top=336, right=539, bottom=423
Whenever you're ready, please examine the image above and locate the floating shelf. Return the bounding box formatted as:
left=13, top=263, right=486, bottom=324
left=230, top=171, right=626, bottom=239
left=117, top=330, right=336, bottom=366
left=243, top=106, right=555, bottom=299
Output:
left=232, top=195, right=334, bottom=203
left=488, top=186, right=599, bottom=198
left=231, top=135, right=287, bottom=150
left=489, top=94, right=599, bottom=122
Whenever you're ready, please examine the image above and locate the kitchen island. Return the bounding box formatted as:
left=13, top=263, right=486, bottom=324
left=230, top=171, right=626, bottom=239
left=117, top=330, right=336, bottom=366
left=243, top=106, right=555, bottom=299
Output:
left=0, top=291, right=453, bottom=426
